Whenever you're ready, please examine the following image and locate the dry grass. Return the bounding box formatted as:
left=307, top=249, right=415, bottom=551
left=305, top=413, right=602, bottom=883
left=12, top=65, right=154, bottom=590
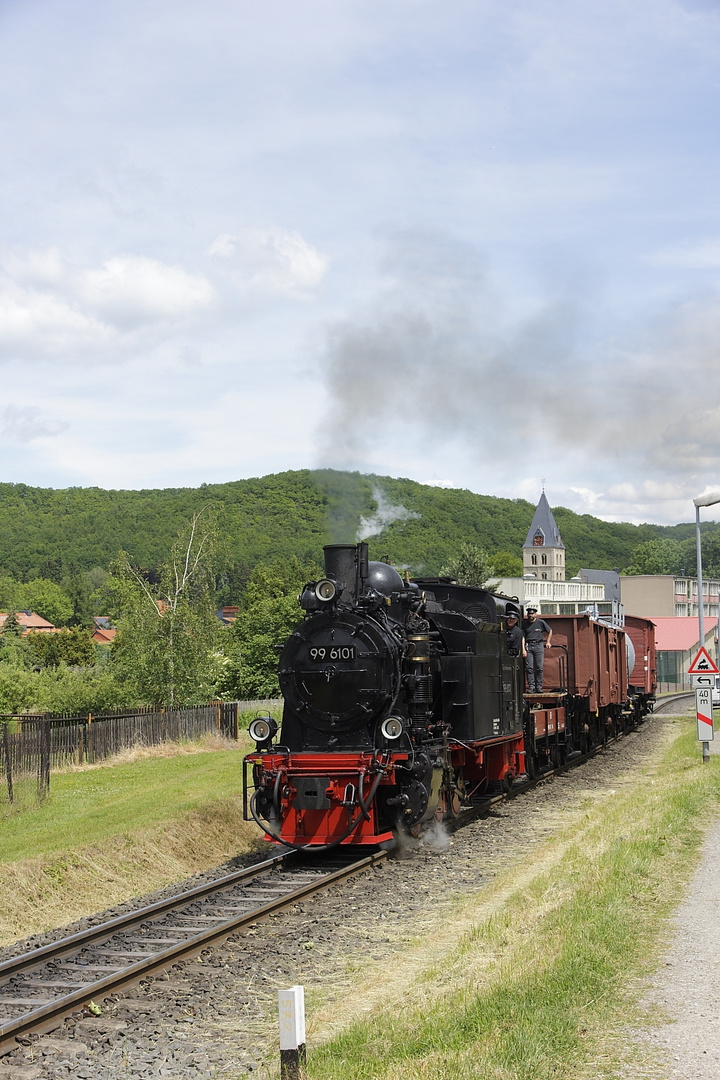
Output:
left=56, top=731, right=244, bottom=773
left=0, top=796, right=263, bottom=945
left=0, top=733, right=265, bottom=945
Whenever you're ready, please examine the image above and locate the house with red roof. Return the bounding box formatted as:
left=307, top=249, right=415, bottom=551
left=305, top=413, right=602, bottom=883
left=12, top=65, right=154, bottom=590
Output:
left=91, top=616, right=117, bottom=645
left=0, top=611, right=57, bottom=635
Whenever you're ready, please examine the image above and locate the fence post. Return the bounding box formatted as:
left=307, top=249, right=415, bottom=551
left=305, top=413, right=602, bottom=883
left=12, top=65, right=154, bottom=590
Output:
left=278, top=986, right=306, bottom=1080
left=39, top=720, right=51, bottom=798
left=3, top=723, right=13, bottom=805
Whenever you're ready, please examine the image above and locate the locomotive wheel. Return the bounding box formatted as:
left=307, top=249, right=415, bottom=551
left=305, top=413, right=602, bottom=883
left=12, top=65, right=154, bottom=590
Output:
left=440, top=771, right=464, bottom=818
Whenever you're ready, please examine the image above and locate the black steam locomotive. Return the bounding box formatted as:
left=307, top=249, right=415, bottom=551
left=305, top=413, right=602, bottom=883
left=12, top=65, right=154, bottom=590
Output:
left=243, top=542, right=654, bottom=850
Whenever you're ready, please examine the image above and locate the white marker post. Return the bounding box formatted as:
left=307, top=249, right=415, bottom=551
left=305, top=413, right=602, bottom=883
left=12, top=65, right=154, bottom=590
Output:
left=278, top=985, right=306, bottom=1080
left=696, top=686, right=714, bottom=764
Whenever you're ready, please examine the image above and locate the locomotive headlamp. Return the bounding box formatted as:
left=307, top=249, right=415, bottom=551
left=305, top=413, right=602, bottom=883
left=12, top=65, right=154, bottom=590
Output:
left=248, top=716, right=278, bottom=745
left=315, top=579, right=337, bottom=602
left=381, top=716, right=405, bottom=740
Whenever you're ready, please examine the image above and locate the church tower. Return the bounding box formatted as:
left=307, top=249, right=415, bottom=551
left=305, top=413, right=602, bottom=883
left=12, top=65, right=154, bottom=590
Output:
left=523, top=492, right=565, bottom=582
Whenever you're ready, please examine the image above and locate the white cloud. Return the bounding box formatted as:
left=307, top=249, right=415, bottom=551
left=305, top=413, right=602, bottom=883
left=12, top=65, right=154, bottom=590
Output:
left=0, top=285, right=110, bottom=359
left=3, top=0, right=720, bottom=524
left=2, top=404, right=68, bottom=442
left=0, top=249, right=216, bottom=360
left=208, top=227, right=327, bottom=298
left=77, top=256, right=216, bottom=327
left=421, top=478, right=456, bottom=489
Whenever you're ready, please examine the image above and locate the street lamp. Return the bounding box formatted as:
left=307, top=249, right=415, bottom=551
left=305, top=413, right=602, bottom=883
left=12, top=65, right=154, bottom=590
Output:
left=693, top=491, right=720, bottom=763
left=693, top=491, right=720, bottom=646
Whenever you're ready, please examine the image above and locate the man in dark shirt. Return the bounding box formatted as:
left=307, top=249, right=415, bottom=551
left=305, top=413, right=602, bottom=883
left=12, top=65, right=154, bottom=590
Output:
left=505, top=613, right=526, bottom=658
left=522, top=608, right=552, bottom=693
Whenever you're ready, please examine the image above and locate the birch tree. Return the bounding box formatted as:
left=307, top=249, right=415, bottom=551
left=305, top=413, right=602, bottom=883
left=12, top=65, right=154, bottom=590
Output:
left=110, top=510, right=221, bottom=707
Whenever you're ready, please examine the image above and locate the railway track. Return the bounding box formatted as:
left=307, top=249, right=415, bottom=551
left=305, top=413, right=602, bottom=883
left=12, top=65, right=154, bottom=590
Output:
left=653, top=692, right=695, bottom=714
left=0, top=848, right=386, bottom=1056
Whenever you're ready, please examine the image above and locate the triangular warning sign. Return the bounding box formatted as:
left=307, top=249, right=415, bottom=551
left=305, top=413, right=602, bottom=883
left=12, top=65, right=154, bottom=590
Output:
left=688, top=646, right=720, bottom=675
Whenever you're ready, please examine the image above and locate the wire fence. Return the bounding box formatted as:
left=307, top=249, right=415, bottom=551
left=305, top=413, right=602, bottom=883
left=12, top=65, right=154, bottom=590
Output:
left=0, top=698, right=282, bottom=811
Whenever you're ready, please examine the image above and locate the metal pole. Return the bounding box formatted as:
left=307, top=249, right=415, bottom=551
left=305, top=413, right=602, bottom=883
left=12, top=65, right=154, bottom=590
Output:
left=696, top=505, right=710, bottom=761
left=697, top=503, right=705, bottom=649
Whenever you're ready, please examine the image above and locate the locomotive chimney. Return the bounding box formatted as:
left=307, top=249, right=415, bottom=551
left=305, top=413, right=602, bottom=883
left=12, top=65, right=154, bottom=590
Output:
left=323, top=545, right=357, bottom=602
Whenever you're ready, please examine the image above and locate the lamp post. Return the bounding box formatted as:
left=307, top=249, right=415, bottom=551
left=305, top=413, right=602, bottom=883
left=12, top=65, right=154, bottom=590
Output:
left=693, top=491, right=720, bottom=763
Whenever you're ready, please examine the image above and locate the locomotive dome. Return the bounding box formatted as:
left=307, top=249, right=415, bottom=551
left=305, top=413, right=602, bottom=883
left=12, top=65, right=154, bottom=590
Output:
left=367, top=561, right=404, bottom=596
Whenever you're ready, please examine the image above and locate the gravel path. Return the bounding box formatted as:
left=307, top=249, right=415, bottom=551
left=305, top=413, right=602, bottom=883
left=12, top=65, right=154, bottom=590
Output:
left=0, top=714, right=681, bottom=1079
left=640, top=733, right=720, bottom=1079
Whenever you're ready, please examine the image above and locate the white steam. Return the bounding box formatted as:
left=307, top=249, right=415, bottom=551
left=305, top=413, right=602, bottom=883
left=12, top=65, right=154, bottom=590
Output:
left=356, top=485, right=421, bottom=541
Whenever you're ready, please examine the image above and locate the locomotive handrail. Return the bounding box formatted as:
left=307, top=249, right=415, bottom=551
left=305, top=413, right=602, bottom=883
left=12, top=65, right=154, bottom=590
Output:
left=545, top=642, right=569, bottom=695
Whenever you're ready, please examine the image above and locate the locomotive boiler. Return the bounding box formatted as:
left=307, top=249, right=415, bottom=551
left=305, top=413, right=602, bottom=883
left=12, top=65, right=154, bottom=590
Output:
left=243, top=542, right=655, bottom=850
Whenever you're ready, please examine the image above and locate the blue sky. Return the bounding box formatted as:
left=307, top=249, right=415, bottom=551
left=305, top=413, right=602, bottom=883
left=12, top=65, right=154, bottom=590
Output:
left=2, top=0, right=720, bottom=525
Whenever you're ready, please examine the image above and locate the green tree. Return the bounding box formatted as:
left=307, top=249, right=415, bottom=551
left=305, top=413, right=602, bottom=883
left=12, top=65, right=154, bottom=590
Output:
left=0, top=576, right=20, bottom=612
left=26, top=628, right=96, bottom=669
left=438, top=543, right=496, bottom=587
left=0, top=613, right=29, bottom=673
left=1, top=612, right=23, bottom=639
left=222, top=557, right=321, bottom=699
left=110, top=510, right=222, bottom=707
left=16, top=579, right=74, bottom=627
left=623, top=539, right=686, bottom=576
left=0, top=663, right=37, bottom=713
left=489, top=550, right=523, bottom=577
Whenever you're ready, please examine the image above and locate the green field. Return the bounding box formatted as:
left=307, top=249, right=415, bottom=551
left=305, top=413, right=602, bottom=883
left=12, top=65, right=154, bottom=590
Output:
left=0, top=741, right=250, bottom=864
left=0, top=736, right=263, bottom=944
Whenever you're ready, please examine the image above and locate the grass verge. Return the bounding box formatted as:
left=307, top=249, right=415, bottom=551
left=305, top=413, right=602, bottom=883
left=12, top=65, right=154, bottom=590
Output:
left=0, top=734, right=264, bottom=945
left=307, top=716, right=719, bottom=1080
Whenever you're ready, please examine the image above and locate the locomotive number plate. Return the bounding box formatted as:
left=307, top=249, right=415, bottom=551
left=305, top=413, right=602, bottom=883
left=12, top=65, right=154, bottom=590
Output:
left=309, top=646, right=356, bottom=662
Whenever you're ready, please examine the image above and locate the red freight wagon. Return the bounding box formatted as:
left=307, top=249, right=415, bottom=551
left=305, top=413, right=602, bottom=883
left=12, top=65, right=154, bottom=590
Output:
left=624, top=614, right=657, bottom=700
left=540, top=614, right=628, bottom=713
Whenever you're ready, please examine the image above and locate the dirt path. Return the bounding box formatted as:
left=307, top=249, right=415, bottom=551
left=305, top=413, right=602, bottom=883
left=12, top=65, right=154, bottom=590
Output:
left=640, top=737, right=720, bottom=1079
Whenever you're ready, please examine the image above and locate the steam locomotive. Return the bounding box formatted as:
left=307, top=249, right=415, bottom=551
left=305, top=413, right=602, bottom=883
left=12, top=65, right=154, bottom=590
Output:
left=243, top=542, right=655, bottom=850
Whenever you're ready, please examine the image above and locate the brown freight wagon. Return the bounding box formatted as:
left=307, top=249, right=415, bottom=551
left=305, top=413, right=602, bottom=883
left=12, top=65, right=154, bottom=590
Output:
left=624, top=614, right=657, bottom=701
left=540, top=614, right=628, bottom=714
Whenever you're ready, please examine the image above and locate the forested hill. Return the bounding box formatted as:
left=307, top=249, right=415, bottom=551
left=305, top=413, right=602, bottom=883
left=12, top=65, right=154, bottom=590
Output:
left=0, top=470, right=682, bottom=587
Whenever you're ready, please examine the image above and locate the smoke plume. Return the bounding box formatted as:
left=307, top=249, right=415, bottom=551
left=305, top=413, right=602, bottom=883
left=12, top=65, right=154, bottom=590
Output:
left=356, top=486, right=420, bottom=541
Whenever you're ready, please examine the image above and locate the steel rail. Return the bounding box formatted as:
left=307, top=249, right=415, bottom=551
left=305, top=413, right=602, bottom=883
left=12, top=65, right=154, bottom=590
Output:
left=0, top=851, right=291, bottom=982
left=0, top=849, right=386, bottom=1054
left=652, top=692, right=695, bottom=714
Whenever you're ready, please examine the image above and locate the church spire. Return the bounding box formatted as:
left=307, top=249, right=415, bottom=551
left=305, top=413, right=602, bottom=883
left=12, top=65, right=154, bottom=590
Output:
left=523, top=493, right=565, bottom=582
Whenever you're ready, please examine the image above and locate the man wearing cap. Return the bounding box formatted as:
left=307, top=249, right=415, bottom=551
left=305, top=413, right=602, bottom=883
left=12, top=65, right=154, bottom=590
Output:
left=522, top=608, right=552, bottom=693
left=505, top=612, right=526, bottom=658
